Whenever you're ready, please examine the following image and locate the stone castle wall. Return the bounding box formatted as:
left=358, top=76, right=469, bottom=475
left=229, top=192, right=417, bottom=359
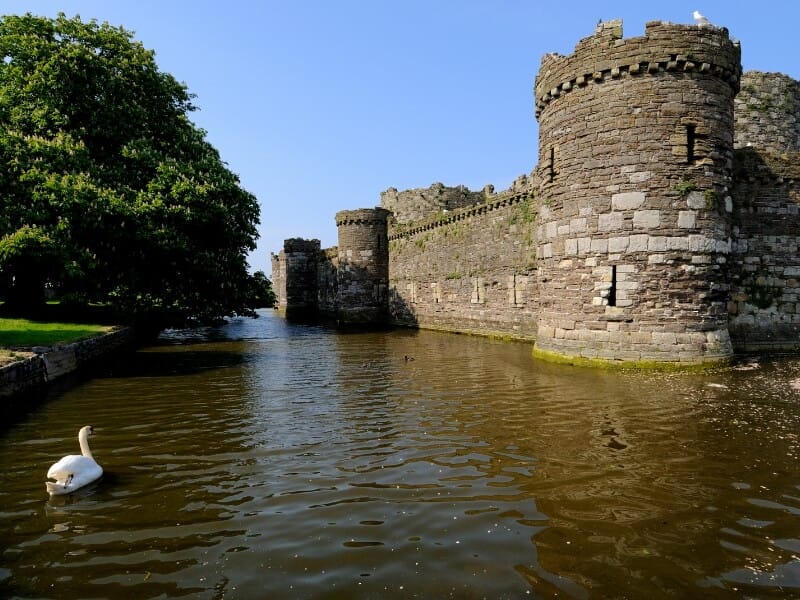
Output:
left=273, top=18, right=800, bottom=364
left=735, top=72, right=800, bottom=152
left=728, top=150, right=800, bottom=350
left=270, top=238, right=321, bottom=318
left=381, top=183, right=491, bottom=225
left=316, top=247, right=339, bottom=315
left=388, top=190, right=538, bottom=338
left=728, top=71, right=800, bottom=351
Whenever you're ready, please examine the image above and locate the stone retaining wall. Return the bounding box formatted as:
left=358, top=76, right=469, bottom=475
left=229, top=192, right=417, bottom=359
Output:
left=0, top=327, right=135, bottom=403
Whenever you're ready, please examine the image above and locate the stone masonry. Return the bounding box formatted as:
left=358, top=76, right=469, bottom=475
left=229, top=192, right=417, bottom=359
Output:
left=533, top=20, right=741, bottom=363
left=272, top=17, right=800, bottom=366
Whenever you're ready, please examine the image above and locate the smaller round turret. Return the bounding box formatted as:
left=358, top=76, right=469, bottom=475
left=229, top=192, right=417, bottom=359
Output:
left=335, top=208, right=391, bottom=325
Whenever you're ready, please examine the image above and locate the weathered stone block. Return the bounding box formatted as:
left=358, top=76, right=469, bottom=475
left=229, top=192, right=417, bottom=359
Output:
left=677, top=210, right=696, bottom=228
left=628, top=234, right=649, bottom=252
left=570, top=217, right=587, bottom=233
left=628, top=171, right=652, bottom=183
left=608, top=236, right=629, bottom=253
left=666, top=236, right=689, bottom=251
left=590, top=239, right=608, bottom=253
left=648, top=236, right=667, bottom=252
left=652, top=332, right=678, bottom=345
left=633, top=210, right=660, bottom=228
left=686, top=191, right=706, bottom=209
left=689, top=235, right=714, bottom=252
left=598, top=213, right=624, bottom=231
left=612, top=191, right=646, bottom=210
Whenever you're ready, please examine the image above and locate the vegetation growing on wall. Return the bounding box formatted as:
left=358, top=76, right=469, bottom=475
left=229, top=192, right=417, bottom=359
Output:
left=744, top=279, right=782, bottom=309
left=508, top=198, right=536, bottom=225
left=674, top=178, right=697, bottom=197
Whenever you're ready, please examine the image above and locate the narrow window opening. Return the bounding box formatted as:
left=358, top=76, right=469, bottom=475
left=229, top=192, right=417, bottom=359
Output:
left=548, top=147, right=555, bottom=182
left=686, top=125, right=696, bottom=164
left=608, top=265, right=617, bottom=307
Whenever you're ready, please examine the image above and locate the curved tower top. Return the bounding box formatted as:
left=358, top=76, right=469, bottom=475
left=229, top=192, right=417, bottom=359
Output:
left=535, top=20, right=741, bottom=117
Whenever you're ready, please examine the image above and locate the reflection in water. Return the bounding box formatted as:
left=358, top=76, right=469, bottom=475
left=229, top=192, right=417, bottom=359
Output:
left=1, top=310, right=800, bottom=598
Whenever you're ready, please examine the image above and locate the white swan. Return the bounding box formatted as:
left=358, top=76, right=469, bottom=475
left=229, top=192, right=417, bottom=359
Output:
left=46, top=425, right=103, bottom=496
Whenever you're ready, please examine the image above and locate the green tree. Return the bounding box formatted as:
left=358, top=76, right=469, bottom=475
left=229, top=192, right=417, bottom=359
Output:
left=248, top=270, right=277, bottom=308
left=0, top=12, right=260, bottom=326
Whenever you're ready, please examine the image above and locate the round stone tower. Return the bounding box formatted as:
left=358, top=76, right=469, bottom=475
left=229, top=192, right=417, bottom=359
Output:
left=335, top=207, right=391, bottom=325
left=533, top=19, right=741, bottom=365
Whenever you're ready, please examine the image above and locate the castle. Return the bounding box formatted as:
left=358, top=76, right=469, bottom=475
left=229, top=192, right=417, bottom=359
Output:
left=271, top=19, right=800, bottom=367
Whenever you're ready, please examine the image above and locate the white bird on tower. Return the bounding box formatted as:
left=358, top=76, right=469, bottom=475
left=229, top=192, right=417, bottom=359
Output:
left=693, top=10, right=711, bottom=25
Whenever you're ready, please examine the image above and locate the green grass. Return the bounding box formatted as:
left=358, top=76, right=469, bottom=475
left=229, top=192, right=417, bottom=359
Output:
left=0, top=318, right=111, bottom=348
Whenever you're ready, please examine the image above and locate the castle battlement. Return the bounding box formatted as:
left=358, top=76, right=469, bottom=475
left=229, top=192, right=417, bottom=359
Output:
left=536, top=20, right=741, bottom=119
left=388, top=189, right=530, bottom=240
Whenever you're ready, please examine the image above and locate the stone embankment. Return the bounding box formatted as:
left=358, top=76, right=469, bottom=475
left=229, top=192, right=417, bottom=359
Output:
left=0, top=327, right=135, bottom=405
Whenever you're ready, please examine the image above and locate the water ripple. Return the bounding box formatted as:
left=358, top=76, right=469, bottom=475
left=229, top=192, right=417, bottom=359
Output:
left=2, top=312, right=800, bottom=598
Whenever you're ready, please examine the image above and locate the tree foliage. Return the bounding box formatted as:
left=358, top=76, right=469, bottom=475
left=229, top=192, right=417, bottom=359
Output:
left=0, top=13, right=261, bottom=326
left=248, top=270, right=276, bottom=308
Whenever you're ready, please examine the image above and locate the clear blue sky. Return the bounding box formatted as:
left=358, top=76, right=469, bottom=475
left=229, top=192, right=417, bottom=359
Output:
left=5, top=1, right=799, bottom=276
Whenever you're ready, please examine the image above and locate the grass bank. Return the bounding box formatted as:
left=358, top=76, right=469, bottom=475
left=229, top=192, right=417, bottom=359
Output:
left=0, top=317, right=112, bottom=348
left=0, top=318, right=113, bottom=366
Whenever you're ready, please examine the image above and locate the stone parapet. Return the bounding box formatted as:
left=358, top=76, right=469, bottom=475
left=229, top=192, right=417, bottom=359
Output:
left=536, top=20, right=741, bottom=118
left=388, top=190, right=530, bottom=240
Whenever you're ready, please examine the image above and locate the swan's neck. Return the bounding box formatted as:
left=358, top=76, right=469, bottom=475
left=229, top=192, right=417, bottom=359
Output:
left=78, top=430, right=94, bottom=459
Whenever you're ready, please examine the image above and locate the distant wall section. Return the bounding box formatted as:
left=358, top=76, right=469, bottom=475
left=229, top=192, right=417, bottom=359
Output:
left=381, top=183, right=492, bottom=225
left=387, top=190, right=539, bottom=340
left=728, top=71, right=800, bottom=350
left=735, top=71, right=800, bottom=153
left=271, top=238, right=321, bottom=319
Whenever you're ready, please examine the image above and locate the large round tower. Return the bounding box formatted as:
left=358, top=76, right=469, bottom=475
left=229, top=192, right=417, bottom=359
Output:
left=533, top=19, right=741, bottom=365
left=335, top=207, right=391, bottom=325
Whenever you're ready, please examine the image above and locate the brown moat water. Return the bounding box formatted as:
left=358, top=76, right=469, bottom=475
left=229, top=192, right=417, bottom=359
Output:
left=1, top=310, right=799, bottom=598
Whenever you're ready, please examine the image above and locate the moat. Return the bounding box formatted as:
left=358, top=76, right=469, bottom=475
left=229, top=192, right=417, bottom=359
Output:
left=1, top=309, right=799, bottom=598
